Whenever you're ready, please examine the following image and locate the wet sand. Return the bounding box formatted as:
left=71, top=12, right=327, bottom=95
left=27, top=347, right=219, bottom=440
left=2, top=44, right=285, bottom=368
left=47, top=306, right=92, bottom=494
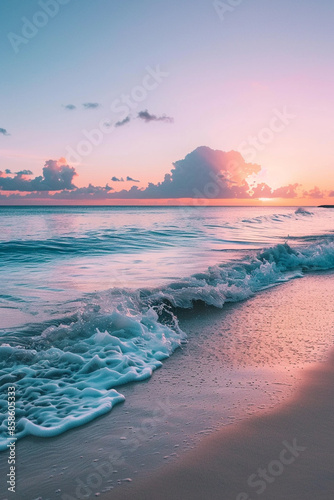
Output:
left=111, top=348, right=334, bottom=500
left=1, top=273, right=333, bottom=499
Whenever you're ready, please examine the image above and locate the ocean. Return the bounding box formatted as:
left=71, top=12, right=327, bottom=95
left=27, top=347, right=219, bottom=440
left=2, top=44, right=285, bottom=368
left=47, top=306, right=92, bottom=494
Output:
left=1, top=205, right=334, bottom=450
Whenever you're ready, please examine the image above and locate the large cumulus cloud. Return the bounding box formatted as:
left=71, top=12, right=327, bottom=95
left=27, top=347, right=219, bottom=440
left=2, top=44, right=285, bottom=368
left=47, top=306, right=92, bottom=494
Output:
left=0, top=158, right=77, bottom=191
left=109, top=146, right=260, bottom=199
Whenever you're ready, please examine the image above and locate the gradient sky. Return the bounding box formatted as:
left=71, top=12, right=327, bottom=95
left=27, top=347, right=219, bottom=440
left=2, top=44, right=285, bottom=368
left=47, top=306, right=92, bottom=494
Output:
left=0, top=0, right=333, bottom=204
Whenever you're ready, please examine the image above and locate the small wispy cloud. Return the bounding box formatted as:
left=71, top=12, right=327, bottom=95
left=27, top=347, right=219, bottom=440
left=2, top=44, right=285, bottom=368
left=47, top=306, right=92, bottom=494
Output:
left=63, top=104, right=76, bottom=110
left=82, top=102, right=100, bottom=109
left=137, top=110, right=173, bottom=123
left=0, top=128, right=10, bottom=136
left=115, top=116, right=131, bottom=127
left=111, top=176, right=139, bottom=182
left=100, top=111, right=171, bottom=131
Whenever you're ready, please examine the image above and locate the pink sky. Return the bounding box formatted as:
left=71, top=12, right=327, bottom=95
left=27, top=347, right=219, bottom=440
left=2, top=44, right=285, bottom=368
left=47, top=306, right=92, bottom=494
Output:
left=1, top=1, right=333, bottom=204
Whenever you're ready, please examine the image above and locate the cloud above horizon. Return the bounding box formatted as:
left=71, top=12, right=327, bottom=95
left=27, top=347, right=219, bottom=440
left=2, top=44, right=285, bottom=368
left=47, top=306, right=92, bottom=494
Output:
left=0, top=147, right=330, bottom=202
left=251, top=182, right=300, bottom=199
left=111, top=176, right=140, bottom=182
left=0, top=128, right=10, bottom=136
left=100, top=111, right=173, bottom=130
left=302, top=186, right=324, bottom=199
left=0, top=159, right=77, bottom=192
left=106, top=147, right=259, bottom=199
left=63, top=104, right=76, bottom=111
left=137, top=110, right=174, bottom=123
left=52, top=184, right=113, bottom=200
left=82, top=102, right=100, bottom=109
left=63, top=103, right=101, bottom=111
left=15, top=169, right=34, bottom=176
left=115, top=116, right=131, bottom=127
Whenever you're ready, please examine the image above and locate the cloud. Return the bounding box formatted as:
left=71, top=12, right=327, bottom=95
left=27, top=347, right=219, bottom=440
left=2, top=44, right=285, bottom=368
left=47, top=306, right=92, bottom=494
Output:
left=107, top=146, right=260, bottom=199
left=15, top=169, right=33, bottom=176
left=5, top=169, right=11, bottom=174
left=0, top=148, right=256, bottom=200
left=82, top=102, right=100, bottom=109
left=102, top=111, right=171, bottom=131
left=111, top=175, right=139, bottom=183
left=0, top=147, right=326, bottom=202
left=63, top=104, right=76, bottom=110
left=137, top=110, right=174, bottom=124
left=302, top=186, right=324, bottom=199
left=0, top=128, right=10, bottom=136
left=0, top=159, right=77, bottom=192
left=272, top=184, right=300, bottom=198
left=115, top=116, right=131, bottom=127
left=250, top=182, right=300, bottom=199
left=250, top=182, right=273, bottom=198
left=0, top=184, right=114, bottom=201
left=52, top=184, right=113, bottom=200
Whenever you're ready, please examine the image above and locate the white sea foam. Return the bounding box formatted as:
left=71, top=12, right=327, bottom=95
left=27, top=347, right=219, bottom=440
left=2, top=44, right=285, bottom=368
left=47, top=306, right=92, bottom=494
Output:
left=0, top=309, right=184, bottom=450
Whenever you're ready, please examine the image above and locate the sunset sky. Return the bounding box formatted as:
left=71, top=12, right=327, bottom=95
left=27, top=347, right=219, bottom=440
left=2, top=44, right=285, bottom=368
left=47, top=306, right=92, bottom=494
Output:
left=0, top=0, right=333, bottom=204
